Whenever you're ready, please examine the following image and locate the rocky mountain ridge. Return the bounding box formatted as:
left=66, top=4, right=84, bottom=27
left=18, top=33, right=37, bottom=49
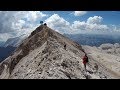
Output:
left=0, top=25, right=119, bottom=79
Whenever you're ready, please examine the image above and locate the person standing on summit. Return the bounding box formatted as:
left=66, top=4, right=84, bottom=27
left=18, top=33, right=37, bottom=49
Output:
left=40, top=21, right=43, bottom=25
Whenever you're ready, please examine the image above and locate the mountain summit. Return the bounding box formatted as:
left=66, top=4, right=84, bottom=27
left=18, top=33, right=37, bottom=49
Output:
left=0, top=24, right=119, bottom=79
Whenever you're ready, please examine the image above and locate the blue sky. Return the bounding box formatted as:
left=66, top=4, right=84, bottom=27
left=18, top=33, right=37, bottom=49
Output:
left=0, top=11, right=120, bottom=42
left=42, top=11, right=120, bottom=25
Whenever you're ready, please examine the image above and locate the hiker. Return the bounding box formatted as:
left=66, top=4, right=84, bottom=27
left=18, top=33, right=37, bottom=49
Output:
left=82, top=53, right=89, bottom=71
left=44, top=23, right=47, bottom=26
left=40, top=21, right=43, bottom=25
left=64, top=44, right=66, bottom=50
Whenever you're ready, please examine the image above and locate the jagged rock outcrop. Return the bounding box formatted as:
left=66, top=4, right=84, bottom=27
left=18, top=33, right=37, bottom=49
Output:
left=0, top=25, right=119, bottom=79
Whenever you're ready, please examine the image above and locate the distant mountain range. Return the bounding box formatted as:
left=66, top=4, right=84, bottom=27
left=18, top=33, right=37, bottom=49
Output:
left=3, top=34, right=28, bottom=47
left=1, top=33, right=120, bottom=48
left=0, top=41, right=5, bottom=47
left=64, top=34, right=120, bottom=47
left=0, top=46, right=16, bottom=62
left=0, top=34, right=27, bottom=62
left=1, top=32, right=120, bottom=63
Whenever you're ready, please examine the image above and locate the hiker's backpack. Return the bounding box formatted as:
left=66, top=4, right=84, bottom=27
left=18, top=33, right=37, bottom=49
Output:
left=84, top=55, right=88, bottom=63
left=86, top=56, right=88, bottom=63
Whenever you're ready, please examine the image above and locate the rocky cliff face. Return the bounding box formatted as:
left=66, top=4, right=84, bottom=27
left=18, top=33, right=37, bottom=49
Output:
left=0, top=25, right=119, bottom=79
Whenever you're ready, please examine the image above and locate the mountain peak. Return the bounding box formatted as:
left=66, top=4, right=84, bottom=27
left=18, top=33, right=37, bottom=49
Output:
left=0, top=25, right=119, bottom=79
left=0, top=25, right=85, bottom=78
left=30, top=24, right=48, bottom=37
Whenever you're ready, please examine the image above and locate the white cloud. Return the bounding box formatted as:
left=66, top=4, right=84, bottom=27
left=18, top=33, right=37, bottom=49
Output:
left=87, top=24, right=108, bottom=31
left=45, top=15, right=115, bottom=34
left=71, top=16, right=109, bottom=34
left=0, top=11, right=47, bottom=41
left=74, top=11, right=87, bottom=16
left=45, top=14, right=71, bottom=34
left=87, top=16, right=103, bottom=24
left=109, top=25, right=120, bottom=32
left=0, top=33, right=14, bottom=41
left=23, top=11, right=47, bottom=22
left=72, top=21, right=86, bottom=30
left=0, top=11, right=120, bottom=42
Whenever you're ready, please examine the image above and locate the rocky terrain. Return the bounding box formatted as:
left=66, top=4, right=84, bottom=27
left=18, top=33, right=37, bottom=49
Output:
left=98, top=43, right=120, bottom=56
left=0, top=25, right=119, bottom=79
left=82, top=45, right=120, bottom=78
